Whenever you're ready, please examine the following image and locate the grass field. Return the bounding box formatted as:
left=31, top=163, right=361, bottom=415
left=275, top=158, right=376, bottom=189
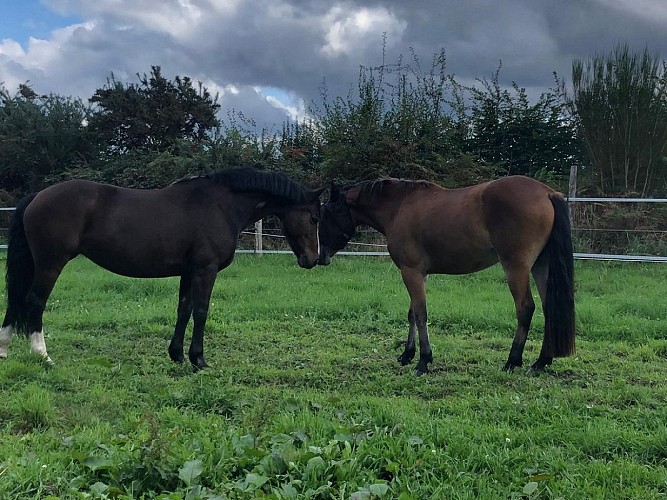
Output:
left=1, top=255, right=666, bottom=499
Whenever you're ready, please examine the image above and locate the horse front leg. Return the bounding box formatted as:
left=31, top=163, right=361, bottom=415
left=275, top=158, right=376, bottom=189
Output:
left=0, top=323, right=14, bottom=359
left=400, top=268, right=432, bottom=375
left=188, top=266, right=217, bottom=371
left=397, top=307, right=416, bottom=365
left=168, top=273, right=193, bottom=364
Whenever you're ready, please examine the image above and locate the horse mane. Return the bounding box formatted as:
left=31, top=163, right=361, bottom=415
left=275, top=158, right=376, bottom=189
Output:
left=351, top=177, right=435, bottom=200
left=176, top=167, right=309, bottom=202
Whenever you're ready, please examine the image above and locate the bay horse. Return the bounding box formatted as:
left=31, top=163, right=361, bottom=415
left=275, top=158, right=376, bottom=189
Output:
left=1, top=167, right=323, bottom=370
left=318, top=176, right=575, bottom=375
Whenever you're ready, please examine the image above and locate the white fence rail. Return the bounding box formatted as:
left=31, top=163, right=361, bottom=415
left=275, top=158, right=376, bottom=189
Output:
left=2, top=200, right=667, bottom=262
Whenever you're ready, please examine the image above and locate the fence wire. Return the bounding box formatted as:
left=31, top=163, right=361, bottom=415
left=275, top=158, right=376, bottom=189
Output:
left=1, top=201, right=666, bottom=262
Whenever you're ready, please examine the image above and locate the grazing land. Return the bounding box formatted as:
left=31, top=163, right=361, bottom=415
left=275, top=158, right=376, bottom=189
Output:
left=1, top=255, right=666, bottom=499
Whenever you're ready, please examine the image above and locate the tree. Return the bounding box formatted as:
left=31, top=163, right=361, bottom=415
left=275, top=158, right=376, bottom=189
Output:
left=452, top=65, right=585, bottom=182
left=569, top=44, right=667, bottom=195
left=88, top=66, right=221, bottom=154
left=0, top=84, right=94, bottom=195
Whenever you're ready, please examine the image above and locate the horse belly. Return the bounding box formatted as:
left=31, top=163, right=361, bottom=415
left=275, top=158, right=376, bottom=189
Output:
left=81, top=242, right=186, bottom=278
left=418, top=225, right=498, bottom=275
left=429, top=246, right=499, bottom=275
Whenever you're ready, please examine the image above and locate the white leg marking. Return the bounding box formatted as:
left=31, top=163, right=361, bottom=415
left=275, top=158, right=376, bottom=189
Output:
left=30, top=329, right=54, bottom=365
left=0, top=325, right=14, bottom=359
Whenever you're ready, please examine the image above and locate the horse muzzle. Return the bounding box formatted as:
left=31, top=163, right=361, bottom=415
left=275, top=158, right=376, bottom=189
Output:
left=318, top=250, right=332, bottom=266
left=298, top=253, right=318, bottom=269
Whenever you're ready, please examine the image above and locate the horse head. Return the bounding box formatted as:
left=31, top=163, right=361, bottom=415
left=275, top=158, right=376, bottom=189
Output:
left=318, top=183, right=357, bottom=265
left=279, top=187, right=325, bottom=269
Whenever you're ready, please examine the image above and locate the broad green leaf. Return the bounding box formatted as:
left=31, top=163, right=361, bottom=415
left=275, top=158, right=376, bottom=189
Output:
left=83, top=456, right=113, bottom=471
left=369, top=483, right=390, bottom=497
left=245, top=472, right=269, bottom=489
left=306, top=456, right=326, bottom=472
left=90, top=482, right=108, bottom=495
left=280, top=483, right=299, bottom=498
left=523, top=482, right=539, bottom=495
left=178, top=459, right=203, bottom=486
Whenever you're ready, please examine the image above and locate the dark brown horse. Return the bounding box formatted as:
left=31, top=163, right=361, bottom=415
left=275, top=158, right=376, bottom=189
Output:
left=318, top=176, right=575, bottom=375
left=1, top=167, right=323, bottom=370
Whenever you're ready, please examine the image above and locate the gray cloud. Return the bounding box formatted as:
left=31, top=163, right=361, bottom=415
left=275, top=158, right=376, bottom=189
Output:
left=2, top=0, right=666, bottom=127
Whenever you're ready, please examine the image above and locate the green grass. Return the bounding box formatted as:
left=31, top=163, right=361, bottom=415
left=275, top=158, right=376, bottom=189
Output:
left=1, top=255, right=666, bottom=499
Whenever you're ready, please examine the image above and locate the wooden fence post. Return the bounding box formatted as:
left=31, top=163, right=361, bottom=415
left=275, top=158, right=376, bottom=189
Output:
left=255, top=219, right=263, bottom=254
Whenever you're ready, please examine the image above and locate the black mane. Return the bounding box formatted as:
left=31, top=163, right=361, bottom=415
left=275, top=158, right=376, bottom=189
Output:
left=177, top=167, right=309, bottom=203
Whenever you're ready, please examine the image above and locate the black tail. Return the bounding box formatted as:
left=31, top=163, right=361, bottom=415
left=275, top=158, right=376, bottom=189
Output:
left=544, top=194, right=575, bottom=357
left=3, top=193, right=37, bottom=335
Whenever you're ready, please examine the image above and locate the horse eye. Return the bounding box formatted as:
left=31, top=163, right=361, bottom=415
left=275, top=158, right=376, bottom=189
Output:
left=311, top=215, right=319, bottom=224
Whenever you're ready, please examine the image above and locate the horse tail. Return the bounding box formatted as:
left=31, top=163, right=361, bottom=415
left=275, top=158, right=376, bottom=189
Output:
left=3, top=193, right=37, bottom=335
left=544, top=193, right=575, bottom=357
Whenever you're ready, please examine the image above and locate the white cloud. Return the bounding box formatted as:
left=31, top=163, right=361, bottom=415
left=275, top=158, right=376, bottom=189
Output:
left=3, top=0, right=667, bottom=129
left=0, top=39, right=25, bottom=59
left=321, top=5, right=406, bottom=58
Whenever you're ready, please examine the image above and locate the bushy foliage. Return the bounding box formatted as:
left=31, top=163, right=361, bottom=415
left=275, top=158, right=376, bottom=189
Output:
left=315, top=50, right=461, bottom=184
left=8, top=45, right=666, bottom=199
left=569, top=44, right=667, bottom=196
left=451, top=65, right=586, bottom=182
left=0, top=85, right=95, bottom=197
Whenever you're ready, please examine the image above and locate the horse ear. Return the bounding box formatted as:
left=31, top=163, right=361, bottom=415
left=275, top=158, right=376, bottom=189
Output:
left=308, top=187, right=326, bottom=202
left=329, top=182, right=340, bottom=202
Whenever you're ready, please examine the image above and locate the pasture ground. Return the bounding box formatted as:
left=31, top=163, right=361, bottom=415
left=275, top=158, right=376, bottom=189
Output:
left=1, top=255, right=666, bottom=499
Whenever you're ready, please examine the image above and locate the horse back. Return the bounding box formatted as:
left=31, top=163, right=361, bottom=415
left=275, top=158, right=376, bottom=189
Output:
left=22, top=180, right=235, bottom=277
left=386, top=176, right=557, bottom=274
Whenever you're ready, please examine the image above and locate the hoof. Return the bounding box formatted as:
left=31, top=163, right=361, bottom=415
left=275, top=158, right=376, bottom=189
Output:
left=168, top=345, right=185, bottom=364
left=190, top=358, right=209, bottom=372
left=503, top=360, right=522, bottom=372
left=397, top=345, right=416, bottom=366
left=397, top=352, right=415, bottom=366
left=414, top=358, right=431, bottom=375
left=529, top=357, right=553, bottom=373
left=414, top=365, right=429, bottom=376
left=170, top=352, right=185, bottom=364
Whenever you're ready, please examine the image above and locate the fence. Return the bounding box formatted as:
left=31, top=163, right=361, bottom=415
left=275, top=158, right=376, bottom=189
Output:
left=2, top=200, right=667, bottom=262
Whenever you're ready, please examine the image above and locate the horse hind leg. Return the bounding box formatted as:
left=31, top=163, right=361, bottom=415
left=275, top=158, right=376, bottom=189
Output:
left=397, top=307, right=417, bottom=365
left=400, top=268, right=432, bottom=375
left=530, top=254, right=553, bottom=371
left=24, top=264, right=65, bottom=365
left=502, top=264, right=535, bottom=371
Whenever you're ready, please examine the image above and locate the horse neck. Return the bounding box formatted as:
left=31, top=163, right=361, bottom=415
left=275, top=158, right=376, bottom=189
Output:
left=347, top=184, right=403, bottom=235
left=244, top=192, right=296, bottom=222
left=201, top=184, right=288, bottom=231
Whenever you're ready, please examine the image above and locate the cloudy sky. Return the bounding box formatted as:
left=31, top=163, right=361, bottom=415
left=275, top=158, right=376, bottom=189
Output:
left=2, top=0, right=667, bottom=129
